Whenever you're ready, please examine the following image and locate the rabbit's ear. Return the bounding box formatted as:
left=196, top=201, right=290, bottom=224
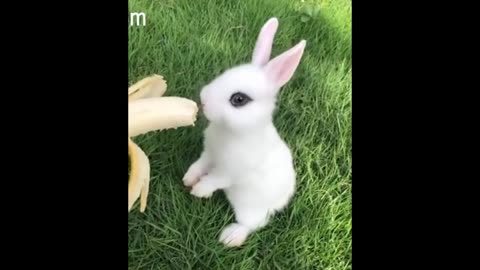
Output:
left=264, top=40, right=306, bottom=89
left=252, top=17, right=279, bottom=66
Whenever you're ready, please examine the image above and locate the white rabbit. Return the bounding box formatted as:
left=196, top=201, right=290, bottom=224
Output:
left=183, top=17, right=306, bottom=247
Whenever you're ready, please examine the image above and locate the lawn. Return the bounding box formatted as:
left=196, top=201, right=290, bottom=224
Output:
left=128, top=0, right=351, bottom=269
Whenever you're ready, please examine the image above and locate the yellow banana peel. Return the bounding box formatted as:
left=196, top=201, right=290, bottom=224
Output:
left=128, top=75, right=198, bottom=213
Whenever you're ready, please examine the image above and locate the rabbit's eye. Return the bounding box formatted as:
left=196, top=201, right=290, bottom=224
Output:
left=230, top=92, right=252, bottom=108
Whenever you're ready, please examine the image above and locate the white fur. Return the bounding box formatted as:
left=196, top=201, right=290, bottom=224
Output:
left=183, top=17, right=306, bottom=247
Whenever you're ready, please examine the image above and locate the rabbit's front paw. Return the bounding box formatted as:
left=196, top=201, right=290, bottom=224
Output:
left=183, top=164, right=205, bottom=187
left=190, top=178, right=216, bottom=198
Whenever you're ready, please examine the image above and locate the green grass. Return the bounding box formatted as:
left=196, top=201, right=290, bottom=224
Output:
left=128, top=0, right=351, bottom=269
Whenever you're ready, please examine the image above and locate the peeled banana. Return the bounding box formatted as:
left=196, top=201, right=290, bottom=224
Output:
left=129, top=74, right=167, bottom=101
left=128, top=75, right=198, bottom=213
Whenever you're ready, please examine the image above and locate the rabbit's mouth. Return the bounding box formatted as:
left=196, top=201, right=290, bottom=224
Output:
left=200, top=103, right=209, bottom=119
left=201, top=104, right=217, bottom=123
left=202, top=109, right=211, bottom=122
